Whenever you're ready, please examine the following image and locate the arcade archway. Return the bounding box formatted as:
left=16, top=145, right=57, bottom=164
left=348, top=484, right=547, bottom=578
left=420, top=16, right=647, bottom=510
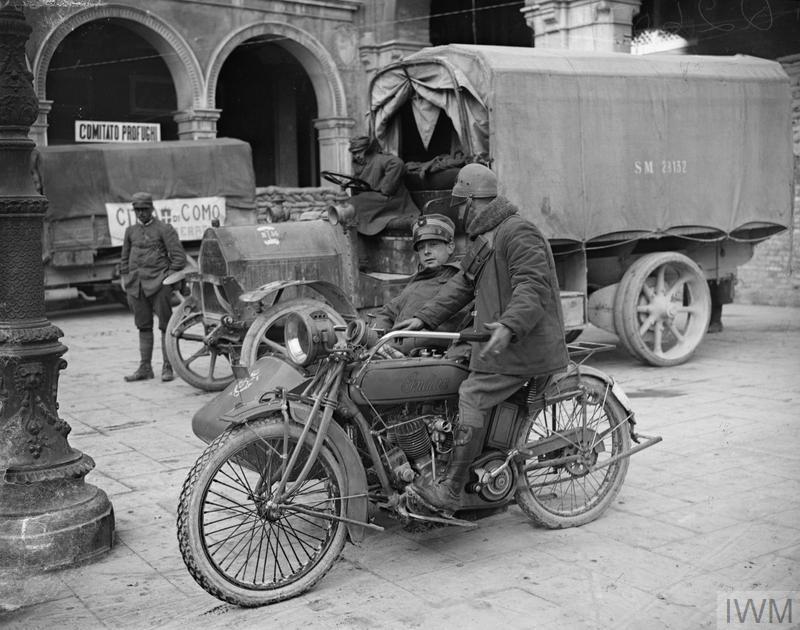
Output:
left=215, top=40, right=318, bottom=187
left=44, top=19, right=183, bottom=144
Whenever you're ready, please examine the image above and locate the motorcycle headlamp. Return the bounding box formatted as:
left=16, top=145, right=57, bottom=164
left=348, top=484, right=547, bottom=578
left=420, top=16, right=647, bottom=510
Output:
left=284, top=308, right=338, bottom=366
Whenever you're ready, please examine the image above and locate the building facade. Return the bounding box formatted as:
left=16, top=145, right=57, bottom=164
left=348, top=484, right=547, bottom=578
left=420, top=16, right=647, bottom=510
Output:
left=23, top=0, right=799, bottom=304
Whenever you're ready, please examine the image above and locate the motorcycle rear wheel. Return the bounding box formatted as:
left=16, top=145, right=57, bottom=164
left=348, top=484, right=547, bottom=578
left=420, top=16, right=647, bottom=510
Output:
left=177, top=415, right=348, bottom=606
left=515, top=374, right=631, bottom=528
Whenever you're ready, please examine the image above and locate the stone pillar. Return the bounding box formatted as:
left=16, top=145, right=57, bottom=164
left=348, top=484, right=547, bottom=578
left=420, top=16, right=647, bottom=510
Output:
left=275, top=75, right=298, bottom=186
left=0, top=3, right=114, bottom=572
left=314, top=117, right=355, bottom=182
left=523, top=0, right=642, bottom=53
left=174, top=108, right=221, bottom=140
left=28, top=99, right=52, bottom=147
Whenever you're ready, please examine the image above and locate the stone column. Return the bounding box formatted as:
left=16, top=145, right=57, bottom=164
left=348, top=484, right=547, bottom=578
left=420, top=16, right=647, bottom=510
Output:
left=314, top=116, right=355, bottom=181
left=174, top=107, right=221, bottom=140
left=28, top=99, right=51, bottom=147
left=523, top=0, right=642, bottom=53
left=0, top=3, right=114, bottom=572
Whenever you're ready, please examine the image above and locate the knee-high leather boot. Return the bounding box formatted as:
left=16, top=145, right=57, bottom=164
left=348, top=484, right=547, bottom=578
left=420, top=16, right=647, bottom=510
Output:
left=125, top=329, right=154, bottom=381
left=410, top=421, right=486, bottom=513
left=160, top=331, right=174, bottom=382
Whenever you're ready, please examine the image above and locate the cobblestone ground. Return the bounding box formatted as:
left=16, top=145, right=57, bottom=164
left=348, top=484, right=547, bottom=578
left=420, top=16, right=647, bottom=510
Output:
left=1, top=303, right=798, bottom=629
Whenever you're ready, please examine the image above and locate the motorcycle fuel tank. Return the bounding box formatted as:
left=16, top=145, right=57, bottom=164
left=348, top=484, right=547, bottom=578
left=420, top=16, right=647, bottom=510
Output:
left=349, top=357, right=469, bottom=405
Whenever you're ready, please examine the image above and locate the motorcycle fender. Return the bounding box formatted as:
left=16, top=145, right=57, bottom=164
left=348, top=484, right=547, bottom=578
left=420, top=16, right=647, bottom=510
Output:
left=553, top=365, right=634, bottom=417
left=219, top=399, right=370, bottom=545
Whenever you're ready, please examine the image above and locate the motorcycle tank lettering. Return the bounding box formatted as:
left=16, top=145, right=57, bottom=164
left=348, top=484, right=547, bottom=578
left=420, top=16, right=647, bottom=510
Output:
left=349, top=357, right=468, bottom=405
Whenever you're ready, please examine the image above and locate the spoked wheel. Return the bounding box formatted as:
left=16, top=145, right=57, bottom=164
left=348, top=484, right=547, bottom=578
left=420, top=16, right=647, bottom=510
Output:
left=240, top=298, right=345, bottom=368
left=177, top=415, right=348, bottom=607
left=515, top=374, right=631, bottom=528
left=165, top=296, right=235, bottom=391
left=613, top=252, right=711, bottom=367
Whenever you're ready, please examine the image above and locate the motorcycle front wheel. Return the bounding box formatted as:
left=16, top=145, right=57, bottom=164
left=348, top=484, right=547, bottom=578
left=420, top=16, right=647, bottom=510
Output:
left=177, top=415, right=348, bottom=606
left=515, top=374, right=631, bottom=529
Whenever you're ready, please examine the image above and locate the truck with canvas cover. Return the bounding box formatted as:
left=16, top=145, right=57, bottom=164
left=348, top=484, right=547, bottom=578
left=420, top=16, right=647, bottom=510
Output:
left=367, top=44, right=793, bottom=366
left=165, top=44, right=793, bottom=392
left=38, top=138, right=257, bottom=302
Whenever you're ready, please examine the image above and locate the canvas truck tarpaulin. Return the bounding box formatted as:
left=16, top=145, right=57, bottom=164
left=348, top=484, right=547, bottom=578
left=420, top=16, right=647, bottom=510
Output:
left=369, top=45, right=793, bottom=244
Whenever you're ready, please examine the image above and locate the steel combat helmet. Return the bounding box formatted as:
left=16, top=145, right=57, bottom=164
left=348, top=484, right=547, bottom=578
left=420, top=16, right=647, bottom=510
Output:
left=412, top=214, right=455, bottom=248
left=451, top=163, right=497, bottom=199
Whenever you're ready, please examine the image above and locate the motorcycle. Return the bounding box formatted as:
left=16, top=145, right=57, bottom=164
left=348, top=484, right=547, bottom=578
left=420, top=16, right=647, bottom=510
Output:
left=176, top=307, right=662, bottom=607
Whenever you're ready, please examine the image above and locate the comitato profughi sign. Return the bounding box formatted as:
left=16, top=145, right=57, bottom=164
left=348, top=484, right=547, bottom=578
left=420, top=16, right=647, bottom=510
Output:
left=75, top=120, right=161, bottom=143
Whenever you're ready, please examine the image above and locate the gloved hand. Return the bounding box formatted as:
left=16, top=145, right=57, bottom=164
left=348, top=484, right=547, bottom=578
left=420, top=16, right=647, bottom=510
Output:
left=479, top=322, right=512, bottom=360
left=392, top=317, right=424, bottom=331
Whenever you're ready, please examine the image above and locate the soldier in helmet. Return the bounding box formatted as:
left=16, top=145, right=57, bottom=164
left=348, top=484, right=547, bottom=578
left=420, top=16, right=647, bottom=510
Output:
left=119, top=192, right=187, bottom=382
left=394, top=163, right=569, bottom=513
left=370, top=214, right=469, bottom=351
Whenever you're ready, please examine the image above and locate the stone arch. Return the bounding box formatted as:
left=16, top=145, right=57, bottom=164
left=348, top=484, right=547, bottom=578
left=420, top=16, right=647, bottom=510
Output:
left=32, top=4, right=204, bottom=112
left=206, top=22, right=347, bottom=119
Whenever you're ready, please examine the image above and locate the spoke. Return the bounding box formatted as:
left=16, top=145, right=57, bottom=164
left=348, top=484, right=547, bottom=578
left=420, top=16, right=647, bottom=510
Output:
left=219, top=515, right=260, bottom=575
left=176, top=332, right=206, bottom=343
left=666, top=273, right=693, bottom=300
left=207, top=476, right=253, bottom=499
left=653, top=320, right=664, bottom=355
left=260, top=337, right=287, bottom=355
left=184, top=345, right=210, bottom=367
left=674, top=305, right=701, bottom=315
left=636, top=304, right=652, bottom=314
left=638, top=313, right=656, bottom=337
left=642, top=283, right=656, bottom=301
left=222, top=458, right=258, bottom=500
left=277, top=514, right=312, bottom=567
left=204, top=510, right=258, bottom=535
left=667, top=321, right=685, bottom=342
left=655, top=265, right=666, bottom=295
left=207, top=350, right=218, bottom=378
left=279, top=513, right=326, bottom=548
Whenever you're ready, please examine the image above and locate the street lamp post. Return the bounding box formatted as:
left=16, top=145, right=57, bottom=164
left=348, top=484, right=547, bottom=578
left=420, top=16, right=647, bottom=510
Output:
left=0, top=2, right=114, bottom=571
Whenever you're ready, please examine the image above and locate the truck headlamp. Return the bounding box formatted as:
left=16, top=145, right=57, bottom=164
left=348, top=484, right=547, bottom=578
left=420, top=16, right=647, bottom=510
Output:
left=284, top=308, right=338, bottom=366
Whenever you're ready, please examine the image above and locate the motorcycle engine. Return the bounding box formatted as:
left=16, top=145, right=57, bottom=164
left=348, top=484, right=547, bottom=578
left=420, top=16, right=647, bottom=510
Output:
left=379, top=402, right=455, bottom=485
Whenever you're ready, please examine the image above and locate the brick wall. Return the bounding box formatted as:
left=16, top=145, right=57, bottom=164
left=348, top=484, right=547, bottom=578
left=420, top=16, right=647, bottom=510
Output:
left=736, top=54, right=800, bottom=306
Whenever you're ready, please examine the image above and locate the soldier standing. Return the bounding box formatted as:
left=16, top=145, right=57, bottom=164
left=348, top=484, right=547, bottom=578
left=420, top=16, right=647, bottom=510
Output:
left=120, top=192, right=186, bottom=382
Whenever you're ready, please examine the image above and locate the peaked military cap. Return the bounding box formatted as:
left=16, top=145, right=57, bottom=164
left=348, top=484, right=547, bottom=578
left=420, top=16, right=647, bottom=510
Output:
left=413, top=213, right=455, bottom=247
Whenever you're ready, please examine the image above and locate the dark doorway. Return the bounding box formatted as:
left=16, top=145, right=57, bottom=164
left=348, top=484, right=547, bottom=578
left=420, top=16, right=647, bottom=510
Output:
left=215, top=40, right=319, bottom=187
left=430, top=0, right=531, bottom=47
left=46, top=19, right=177, bottom=145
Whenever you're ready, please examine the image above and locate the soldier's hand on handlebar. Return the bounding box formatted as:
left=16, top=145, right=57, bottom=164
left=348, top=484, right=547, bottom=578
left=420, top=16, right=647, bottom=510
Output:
left=392, top=317, right=425, bottom=331
left=479, top=322, right=513, bottom=360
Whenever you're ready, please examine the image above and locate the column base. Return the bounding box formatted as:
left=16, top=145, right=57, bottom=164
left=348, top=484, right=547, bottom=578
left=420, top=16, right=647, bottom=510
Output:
left=0, top=478, right=115, bottom=572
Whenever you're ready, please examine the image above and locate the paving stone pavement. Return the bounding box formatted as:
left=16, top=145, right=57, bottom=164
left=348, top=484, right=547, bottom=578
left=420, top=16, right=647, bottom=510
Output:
left=0, top=303, right=798, bottom=629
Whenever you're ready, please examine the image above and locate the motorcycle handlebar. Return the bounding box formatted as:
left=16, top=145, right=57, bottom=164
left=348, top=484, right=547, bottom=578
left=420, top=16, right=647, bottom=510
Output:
left=364, top=329, right=490, bottom=361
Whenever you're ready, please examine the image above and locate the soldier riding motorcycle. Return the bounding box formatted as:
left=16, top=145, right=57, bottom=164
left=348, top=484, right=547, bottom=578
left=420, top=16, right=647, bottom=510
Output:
left=176, top=311, right=661, bottom=607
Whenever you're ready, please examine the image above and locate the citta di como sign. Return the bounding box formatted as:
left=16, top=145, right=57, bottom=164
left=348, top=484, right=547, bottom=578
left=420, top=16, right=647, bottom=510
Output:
left=105, top=197, right=226, bottom=246
left=75, top=120, right=161, bottom=143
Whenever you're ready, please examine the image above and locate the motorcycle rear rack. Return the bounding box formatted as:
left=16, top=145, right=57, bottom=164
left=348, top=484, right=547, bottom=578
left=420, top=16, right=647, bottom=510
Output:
left=566, top=340, right=616, bottom=362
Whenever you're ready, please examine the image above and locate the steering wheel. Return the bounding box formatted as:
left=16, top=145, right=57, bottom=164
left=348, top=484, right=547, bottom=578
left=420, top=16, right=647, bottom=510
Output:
left=321, top=171, right=373, bottom=194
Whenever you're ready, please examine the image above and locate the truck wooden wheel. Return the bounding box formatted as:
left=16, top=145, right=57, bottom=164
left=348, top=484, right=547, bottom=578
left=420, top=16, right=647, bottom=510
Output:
left=240, top=298, right=346, bottom=368
left=613, top=252, right=711, bottom=367
left=165, top=296, right=235, bottom=391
